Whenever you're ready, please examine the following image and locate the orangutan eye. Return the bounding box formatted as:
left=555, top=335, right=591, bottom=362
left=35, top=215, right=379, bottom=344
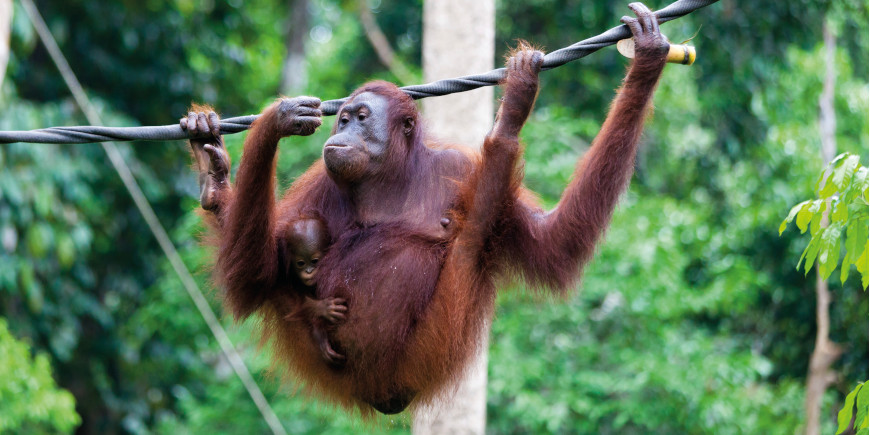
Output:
left=358, top=113, right=367, bottom=122
left=296, top=260, right=305, bottom=268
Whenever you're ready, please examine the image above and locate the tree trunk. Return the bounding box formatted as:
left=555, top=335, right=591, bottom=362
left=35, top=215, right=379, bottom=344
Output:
left=420, top=0, right=495, bottom=147
left=413, top=0, right=494, bottom=434
left=0, top=0, right=11, bottom=90
left=804, top=18, right=843, bottom=435
left=279, top=0, right=309, bottom=96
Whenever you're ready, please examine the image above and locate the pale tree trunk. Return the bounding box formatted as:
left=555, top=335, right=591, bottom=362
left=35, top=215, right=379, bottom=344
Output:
left=804, top=18, right=843, bottom=435
left=413, top=0, right=494, bottom=434
left=279, top=0, right=309, bottom=96
left=0, top=0, right=11, bottom=90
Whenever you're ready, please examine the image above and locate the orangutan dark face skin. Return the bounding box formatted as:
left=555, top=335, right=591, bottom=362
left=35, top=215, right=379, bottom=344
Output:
left=323, top=92, right=391, bottom=184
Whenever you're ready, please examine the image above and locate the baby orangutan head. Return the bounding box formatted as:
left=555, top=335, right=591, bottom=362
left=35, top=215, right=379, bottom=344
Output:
left=287, top=218, right=328, bottom=287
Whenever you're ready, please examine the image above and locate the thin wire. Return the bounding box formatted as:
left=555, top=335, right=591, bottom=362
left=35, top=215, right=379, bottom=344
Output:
left=0, top=0, right=719, bottom=145
left=17, top=1, right=288, bottom=433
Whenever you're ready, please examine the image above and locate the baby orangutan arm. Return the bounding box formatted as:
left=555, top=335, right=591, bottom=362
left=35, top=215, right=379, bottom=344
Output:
left=285, top=297, right=347, bottom=366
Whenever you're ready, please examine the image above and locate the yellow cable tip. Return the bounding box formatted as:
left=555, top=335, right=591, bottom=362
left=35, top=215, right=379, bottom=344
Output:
left=617, top=38, right=696, bottom=65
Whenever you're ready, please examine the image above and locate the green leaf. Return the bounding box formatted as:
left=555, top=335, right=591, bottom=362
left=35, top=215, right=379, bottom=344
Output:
left=25, top=223, right=54, bottom=258
left=828, top=152, right=851, bottom=171
left=832, top=154, right=861, bottom=192
left=820, top=179, right=837, bottom=198
left=818, top=223, right=843, bottom=281
left=801, top=235, right=822, bottom=276
left=838, top=382, right=863, bottom=435
left=842, top=219, right=861, bottom=284
left=24, top=280, right=44, bottom=313
left=18, top=262, right=34, bottom=292
left=817, top=153, right=850, bottom=193
left=841, top=255, right=853, bottom=284
left=781, top=200, right=810, bottom=235
left=0, top=318, right=81, bottom=432
left=34, top=186, right=51, bottom=218
left=816, top=155, right=840, bottom=193
left=844, top=166, right=869, bottom=204
left=857, top=240, right=869, bottom=290
left=831, top=197, right=849, bottom=225
left=809, top=200, right=826, bottom=236
left=796, top=200, right=818, bottom=233
left=856, top=381, right=869, bottom=433
left=56, top=235, right=76, bottom=269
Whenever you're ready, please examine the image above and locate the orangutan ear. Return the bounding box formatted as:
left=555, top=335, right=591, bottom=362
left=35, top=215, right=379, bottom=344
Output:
left=403, top=117, right=415, bottom=136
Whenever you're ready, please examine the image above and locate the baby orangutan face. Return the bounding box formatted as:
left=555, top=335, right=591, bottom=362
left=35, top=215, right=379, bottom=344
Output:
left=288, top=219, right=326, bottom=287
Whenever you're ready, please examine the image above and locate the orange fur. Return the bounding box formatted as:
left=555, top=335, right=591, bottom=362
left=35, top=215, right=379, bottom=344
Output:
left=190, top=42, right=668, bottom=415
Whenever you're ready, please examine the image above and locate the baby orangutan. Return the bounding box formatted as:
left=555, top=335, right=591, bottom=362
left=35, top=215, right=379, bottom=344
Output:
left=284, top=217, right=348, bottom=366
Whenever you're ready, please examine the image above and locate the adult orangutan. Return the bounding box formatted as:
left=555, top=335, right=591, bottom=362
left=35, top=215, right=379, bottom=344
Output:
left=182, top=3, right=669, bottom=415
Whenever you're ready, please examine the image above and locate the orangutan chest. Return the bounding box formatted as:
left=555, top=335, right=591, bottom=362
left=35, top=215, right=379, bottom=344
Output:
left=315, top=225, right=448, bottom=321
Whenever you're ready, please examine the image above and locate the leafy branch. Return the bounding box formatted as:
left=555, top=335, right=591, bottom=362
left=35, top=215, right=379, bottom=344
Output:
left=837, top=381, right=869, bottom=435
left=780, top=152, right=869, bottom=289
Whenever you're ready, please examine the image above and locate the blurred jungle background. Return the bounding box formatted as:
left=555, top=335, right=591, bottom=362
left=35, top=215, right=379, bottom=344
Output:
left=0, top=0, right=867, bottom=433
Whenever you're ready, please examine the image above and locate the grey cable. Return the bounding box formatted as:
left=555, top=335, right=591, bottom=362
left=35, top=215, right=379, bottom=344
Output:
left=1, top=0, right=718, bottom=145
left=18, top=1, right=288, bottom=433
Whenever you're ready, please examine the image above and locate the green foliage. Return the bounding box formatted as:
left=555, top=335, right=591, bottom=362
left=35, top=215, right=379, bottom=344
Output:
left=488, top=194, right=810, bottom=434
left=490, top=12, right=868, bottom=430
left=1, top=0, right=868, bottom=433
left=837, top=381, right=869, bottom=435
left=780, top=153, right=870, bottom=288
left=0, top=317, right=80, bottom=433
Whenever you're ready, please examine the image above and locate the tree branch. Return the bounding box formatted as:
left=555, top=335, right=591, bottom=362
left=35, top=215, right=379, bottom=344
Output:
left=358, top=4, right=414, bottom=86
left=803, top=18, right=843, bottom=435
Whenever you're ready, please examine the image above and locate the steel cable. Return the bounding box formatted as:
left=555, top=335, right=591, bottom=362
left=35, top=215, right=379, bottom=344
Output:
left=0, top=0, right=718, bottom=145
